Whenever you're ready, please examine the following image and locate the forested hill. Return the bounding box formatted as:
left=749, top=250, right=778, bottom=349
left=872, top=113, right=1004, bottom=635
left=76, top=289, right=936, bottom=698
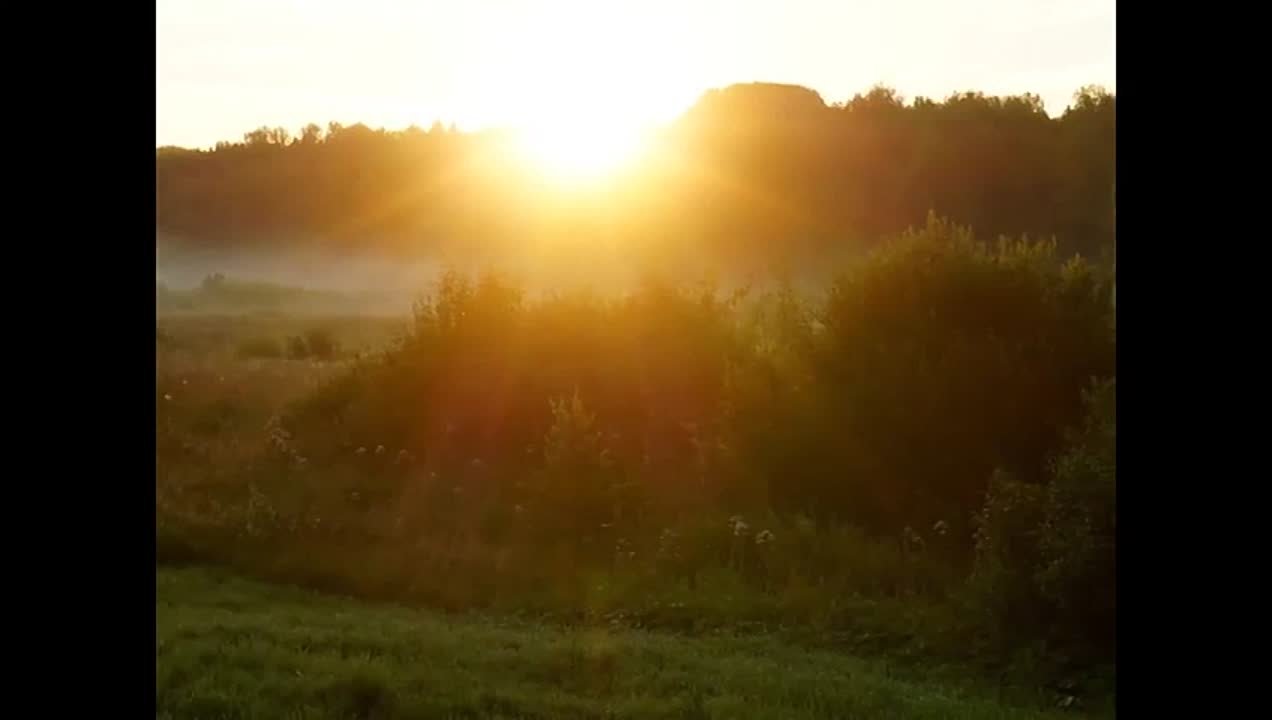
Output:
left=156, top=83, right=1115, bottom=268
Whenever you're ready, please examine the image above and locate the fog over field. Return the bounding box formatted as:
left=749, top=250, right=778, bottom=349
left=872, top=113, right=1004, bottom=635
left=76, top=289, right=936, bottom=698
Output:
left=156, top=238, right=444, bottom=291
left=155, top=235, right=806, bottom=318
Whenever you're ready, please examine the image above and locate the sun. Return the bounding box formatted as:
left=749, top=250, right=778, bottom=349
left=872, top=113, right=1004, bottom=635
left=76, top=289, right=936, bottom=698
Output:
left=515, top=115, right=649, bottom=185
left=474, top=3, right=697, bottom=187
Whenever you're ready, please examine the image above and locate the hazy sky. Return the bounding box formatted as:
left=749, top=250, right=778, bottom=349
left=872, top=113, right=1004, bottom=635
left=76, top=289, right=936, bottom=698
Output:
left=157, top=0, right=1115, bottom=149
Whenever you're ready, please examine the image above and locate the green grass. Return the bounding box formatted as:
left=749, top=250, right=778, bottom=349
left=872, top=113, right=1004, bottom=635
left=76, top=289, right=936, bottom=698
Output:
left=157, top=567, right=1100, bottom=720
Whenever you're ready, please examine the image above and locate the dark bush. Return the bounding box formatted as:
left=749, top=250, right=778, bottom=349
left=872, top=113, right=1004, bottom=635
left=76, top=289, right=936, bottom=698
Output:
left=1037, top=377, right=1116, bottom=653
left=814, top=214, right=1112, bottom=533
left=969, top=377, right=1115, bottom=654
left=968, top=469, right=1049, bottom=641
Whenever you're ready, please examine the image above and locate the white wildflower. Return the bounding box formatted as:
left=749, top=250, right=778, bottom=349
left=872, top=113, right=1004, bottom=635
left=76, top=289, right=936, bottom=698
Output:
left=755, top=529, right=776, bottom=545
left=375, top=445, right=385, bottom=455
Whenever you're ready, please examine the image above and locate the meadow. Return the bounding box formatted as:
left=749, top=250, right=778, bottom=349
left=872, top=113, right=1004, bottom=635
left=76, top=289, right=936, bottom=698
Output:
left=158, top=566, right=1102, bottom=719
left=156, top=216, right=1115, bottom=718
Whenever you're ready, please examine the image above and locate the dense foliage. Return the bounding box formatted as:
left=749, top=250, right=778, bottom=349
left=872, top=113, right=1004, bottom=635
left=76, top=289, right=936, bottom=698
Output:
left=157, top=83, right=1115, bottom=269
left=157, top=215, right=1116, bottom=671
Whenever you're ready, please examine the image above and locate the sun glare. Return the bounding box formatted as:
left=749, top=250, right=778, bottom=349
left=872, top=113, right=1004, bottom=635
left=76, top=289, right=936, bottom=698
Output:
left=481, top=4, right=693, bottom=188
left=515, top=117, right=649, bottom=184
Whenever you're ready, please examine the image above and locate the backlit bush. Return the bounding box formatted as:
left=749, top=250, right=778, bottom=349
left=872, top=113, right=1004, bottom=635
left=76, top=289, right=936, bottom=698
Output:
left=157, top=215, right=1116, bottom=665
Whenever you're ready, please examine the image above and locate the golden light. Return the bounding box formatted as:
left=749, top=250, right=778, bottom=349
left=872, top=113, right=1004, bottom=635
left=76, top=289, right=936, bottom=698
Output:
left=474, top=3, right=697, bottom=188
left=514, top=114, right=650, bottom=185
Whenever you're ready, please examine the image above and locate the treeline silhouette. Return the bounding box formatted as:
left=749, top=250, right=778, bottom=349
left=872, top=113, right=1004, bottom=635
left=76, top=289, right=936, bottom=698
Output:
left=156, top=83, right=1115, bottom=270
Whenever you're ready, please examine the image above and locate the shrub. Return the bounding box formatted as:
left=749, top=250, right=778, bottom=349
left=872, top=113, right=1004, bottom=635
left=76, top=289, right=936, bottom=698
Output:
left=969, top=377, right=1115, bottom=654
left=968, top=469, right=1048, bottom=639
left=804, top=213, right=1113, bottom=535
left=529, top=392, right=622, bottom=551
left=1037, top=377, right=1116, bottom=653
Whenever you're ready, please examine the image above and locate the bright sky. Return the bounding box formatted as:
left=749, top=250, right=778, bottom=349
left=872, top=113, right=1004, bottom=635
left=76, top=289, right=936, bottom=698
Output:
left=157, top=0, right=1115, bottom=149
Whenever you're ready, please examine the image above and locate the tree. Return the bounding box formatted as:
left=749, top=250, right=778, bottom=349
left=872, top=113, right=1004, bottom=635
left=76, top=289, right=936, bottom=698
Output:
left=300, top=123, right=322, bottom=144
left=156, top=83, right=1117, bottom=264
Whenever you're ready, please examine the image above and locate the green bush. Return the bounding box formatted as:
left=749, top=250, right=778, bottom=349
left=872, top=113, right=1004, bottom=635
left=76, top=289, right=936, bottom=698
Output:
left=969, top=378, right=1115, bottom=654
left=1037, top=377, right=1116, bottom=653
left=801, top=213, right=1113, bottom=535
left=968, top=470, right=1048, bottom=641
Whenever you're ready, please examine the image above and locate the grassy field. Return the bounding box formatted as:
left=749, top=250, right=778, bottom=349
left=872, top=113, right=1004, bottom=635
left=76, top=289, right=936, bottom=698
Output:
left=157, top=567, right=1100, bottom=720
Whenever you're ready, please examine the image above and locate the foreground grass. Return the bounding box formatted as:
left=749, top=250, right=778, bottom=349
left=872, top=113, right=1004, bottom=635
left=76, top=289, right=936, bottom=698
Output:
left=157, top=567, right=1099, bottom=720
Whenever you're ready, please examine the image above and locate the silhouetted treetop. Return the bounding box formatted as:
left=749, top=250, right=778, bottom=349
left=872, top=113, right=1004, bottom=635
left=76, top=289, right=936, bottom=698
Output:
left=156, top=82, right=1115, bottom=265
left=681, top=82, right=829, bottom=130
